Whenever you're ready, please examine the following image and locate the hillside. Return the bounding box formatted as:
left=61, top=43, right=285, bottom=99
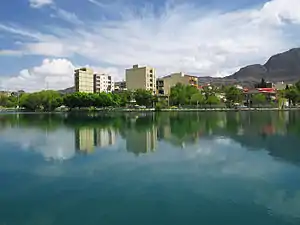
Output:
left=58, top=86, right=75, bottom=94
left=227, top=48, right=300, bottom=83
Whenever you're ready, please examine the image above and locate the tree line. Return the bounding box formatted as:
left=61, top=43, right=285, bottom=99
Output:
left=1, top=80, right=300, bottom=111
left=0, top=89, right=157, bottom=111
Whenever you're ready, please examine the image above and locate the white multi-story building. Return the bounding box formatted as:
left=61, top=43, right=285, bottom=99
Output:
left=94, top=73, right=114, bottom=93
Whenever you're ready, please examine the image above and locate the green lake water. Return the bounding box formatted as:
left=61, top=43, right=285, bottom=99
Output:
left=1, top=111, right=300, bottom=225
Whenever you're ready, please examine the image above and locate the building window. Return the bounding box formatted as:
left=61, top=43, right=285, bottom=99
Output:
left=158, top=90, right=164, bottom=95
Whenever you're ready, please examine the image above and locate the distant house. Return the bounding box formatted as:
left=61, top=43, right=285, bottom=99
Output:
left=274, top=81, right=292, bottom=90
left=243, top=87, right=277, bottom=105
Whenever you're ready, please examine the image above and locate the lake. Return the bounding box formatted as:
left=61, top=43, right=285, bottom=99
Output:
left=1, top=111, right=300, bottom=225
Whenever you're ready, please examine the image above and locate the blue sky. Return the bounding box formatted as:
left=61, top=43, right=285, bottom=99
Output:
left=0, top=0, right=299, bottom=91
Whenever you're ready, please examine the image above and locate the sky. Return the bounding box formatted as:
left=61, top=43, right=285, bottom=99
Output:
left=0, top=0, right=300, bottom=91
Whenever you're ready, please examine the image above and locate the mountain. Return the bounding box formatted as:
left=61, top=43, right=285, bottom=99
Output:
left=227, top=48, right=300, bottom=84
left=58, top=86, right=75, bottom=94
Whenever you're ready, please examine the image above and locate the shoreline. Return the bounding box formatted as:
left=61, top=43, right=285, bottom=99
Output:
left=1, top=107, right=300, bottom=113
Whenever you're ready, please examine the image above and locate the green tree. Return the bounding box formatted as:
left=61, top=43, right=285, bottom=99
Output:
left=169, top=83, right=198, bottom=106
left=95, top=92, right=114, bottom=107
left=252, top=93, right=266, bottom=107
left=63, top=92, right=96, bottom=109
left=170, top=83, right=186, bottom=106
left=202, top=86, right=213, bottom=100
left=63, top=93, right=81, bottom=109
left=19, top=91, right=62, bottom=111
left=0, top=94, right=8, bottom=107
left=206, top=95, right=220, bottom=107
left=185, top=85, right=198, bottom=105
left=115, top=90, right=132, bottom=106
left=7, top=95, right=18, bottom=108
left=39, top=90, right=63, bottom=111
left=155, top=100, right=167, bottom=111
left=134, top=89, right=154, bottom=107
left=295, top=81, right=300, bottom=91
left=19, top=93, right=41, bottom=111
left=191, top=93, right=205, bottom=107
left=285, top=87, right=299, bottom=106
left=225, top=86, right=243, bottom=107
left=111, top=93, right=121, bottom=107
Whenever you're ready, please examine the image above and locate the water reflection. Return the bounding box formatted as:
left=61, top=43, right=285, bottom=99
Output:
left=1, top=112, right=300, bottom=224
left=0, top=111, right=300, bottom=163
left=75, top=127, right=116, bottom=153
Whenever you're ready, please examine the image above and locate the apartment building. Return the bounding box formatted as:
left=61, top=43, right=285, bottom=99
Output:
left=125, top=65, right=156, bottom=94
left=94, top=73, right=114, bottom=93
left=157, top=72, right=198, bottom=95
left=114, top=81, right=127, bottom=92
left=74, top=67, right=94, bottom=93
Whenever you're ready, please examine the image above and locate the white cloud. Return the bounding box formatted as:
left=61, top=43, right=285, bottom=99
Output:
left=50, top=7, right=84, bottom=25
left=259, top=0, right=300, bottom=25
left=0, top=49, right=23, bottom=56
left=29, top=0, right=53, bottom=8
left=0, top=58, right=122, bottom=91
left=1, top=0, right=300, bottom=90
left=1, top=58, right=75, bottom=91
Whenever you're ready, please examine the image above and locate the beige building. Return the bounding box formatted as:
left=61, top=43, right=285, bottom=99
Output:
left=74, top=68, right=94, bottom=93
left=94, top=73, right=114, bottom=93
left=125, top=65, right=156, bottom=94
left=157, top=72, right=198, bottom=95
left=0, top=91, right=12, bottom=97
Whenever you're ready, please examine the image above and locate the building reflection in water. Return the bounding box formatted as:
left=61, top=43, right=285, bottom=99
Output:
left=75, top=127, right=117, bottom=154
left=0, top=111, right=297, bottom=162
left=95, top=128, right=116, bottom=147
left=125, top=125, right=157, bottom=156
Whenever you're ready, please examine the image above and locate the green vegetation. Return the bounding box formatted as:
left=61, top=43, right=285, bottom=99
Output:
left=20, top=91, right=63, bottom=111
left=191, top=93, right=205, bottom=106
left=133, top=89, right=155, bottom=107
left=169, top=83, right=197, bottom=106
left=252, top=93, right=266, bottom=107
left=224, top=86, right=243, bottom=107
left=0, top=94, right=18, bottom=108
left=5, top=89, right=157, bottom=111
left=169, top=83, right=221, bottom=107
left=285, top=86, right=299, bottom=106
left=3, top=79, right=300, bottom=111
